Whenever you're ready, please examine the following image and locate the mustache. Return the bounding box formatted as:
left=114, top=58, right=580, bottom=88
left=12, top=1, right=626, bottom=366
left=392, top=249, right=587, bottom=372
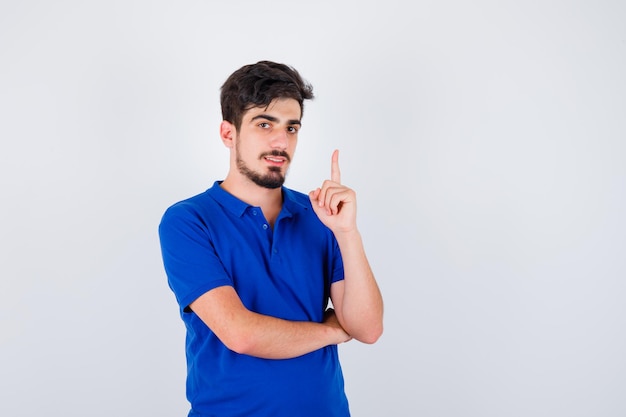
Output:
left=260, top=150, right=291, bottom=162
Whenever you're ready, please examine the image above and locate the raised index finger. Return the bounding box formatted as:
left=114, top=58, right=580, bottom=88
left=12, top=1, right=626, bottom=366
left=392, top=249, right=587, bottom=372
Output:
left=331, top=149, right=341, bottom=183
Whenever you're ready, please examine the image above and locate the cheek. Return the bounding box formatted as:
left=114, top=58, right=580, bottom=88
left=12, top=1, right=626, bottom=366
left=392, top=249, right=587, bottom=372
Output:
left=289, top=138, right=298, bottom=153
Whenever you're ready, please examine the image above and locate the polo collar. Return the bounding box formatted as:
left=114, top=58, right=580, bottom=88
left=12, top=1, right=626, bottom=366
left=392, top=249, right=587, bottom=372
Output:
left=208, top=181, right=309, bottom=218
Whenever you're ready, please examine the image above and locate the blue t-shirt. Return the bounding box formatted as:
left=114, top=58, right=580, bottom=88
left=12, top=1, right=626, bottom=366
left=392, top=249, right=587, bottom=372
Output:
left=158, top=181, right=350, bottom=417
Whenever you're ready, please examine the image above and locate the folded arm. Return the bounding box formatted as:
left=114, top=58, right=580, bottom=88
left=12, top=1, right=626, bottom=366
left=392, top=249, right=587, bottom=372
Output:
left=189, top=285, right=351, bottom=359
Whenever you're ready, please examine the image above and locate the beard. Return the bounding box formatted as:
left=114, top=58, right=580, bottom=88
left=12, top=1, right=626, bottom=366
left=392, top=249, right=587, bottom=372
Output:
left=236, top=142, right=290, bottom=189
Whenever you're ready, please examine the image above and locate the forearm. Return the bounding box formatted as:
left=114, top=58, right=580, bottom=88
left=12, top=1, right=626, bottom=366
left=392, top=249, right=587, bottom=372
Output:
left=334, top=229, right=384, bottom=343
left=229, top=311, right=347, bottom=359
left=190, top=287, right=349, bottom=360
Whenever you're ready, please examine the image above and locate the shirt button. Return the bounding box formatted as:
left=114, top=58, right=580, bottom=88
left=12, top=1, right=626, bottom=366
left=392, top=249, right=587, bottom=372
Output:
left=262, top=224, right=268, bottom=230
left=252, top=209, right=258, bottom=216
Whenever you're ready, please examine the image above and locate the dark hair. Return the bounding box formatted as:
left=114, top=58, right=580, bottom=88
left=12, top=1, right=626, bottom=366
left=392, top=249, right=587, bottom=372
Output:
left=220, top=61, right=314, bottom=130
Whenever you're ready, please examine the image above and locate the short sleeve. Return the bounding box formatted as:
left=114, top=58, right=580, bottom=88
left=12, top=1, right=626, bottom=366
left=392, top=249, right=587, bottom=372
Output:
left=158, top=202, right=233, bottom=312
left=330, top=235, right=345, bottom=284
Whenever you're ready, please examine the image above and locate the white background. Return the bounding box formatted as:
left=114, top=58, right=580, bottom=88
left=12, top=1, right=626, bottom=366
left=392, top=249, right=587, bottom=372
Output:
left=1, top=1, right=625, bottom=416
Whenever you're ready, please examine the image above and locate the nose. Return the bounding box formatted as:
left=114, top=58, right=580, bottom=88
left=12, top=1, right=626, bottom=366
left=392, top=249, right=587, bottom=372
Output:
left=269, top=129, right=288, bottom=150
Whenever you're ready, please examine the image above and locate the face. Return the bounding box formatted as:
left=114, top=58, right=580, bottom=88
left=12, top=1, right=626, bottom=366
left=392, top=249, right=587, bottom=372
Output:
left=232, top=98, right=302, bottom=189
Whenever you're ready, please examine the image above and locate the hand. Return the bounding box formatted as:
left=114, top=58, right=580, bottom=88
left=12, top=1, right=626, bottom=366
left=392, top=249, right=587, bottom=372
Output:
left=323, top=308, right=352, bottom=344
left=309, top=150, right=358, bottom=234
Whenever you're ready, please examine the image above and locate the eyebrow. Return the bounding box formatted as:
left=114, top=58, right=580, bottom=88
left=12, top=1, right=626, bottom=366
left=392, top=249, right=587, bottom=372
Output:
left=250, top=114, right=301, bottom=126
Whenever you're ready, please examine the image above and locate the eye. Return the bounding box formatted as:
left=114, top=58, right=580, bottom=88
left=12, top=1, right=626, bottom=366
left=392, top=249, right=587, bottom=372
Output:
left=287, top=126, right=299, bottom=133
left=259, top=122, right=271, bottom=129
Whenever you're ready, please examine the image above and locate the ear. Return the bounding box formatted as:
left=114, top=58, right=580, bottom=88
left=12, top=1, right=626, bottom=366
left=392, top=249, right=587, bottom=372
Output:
left=220, top=120, right=236, bottom=148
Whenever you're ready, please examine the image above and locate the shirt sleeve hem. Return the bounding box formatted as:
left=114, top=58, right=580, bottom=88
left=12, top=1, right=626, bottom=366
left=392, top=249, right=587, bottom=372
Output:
left=179, top=279, right=234, bottom=312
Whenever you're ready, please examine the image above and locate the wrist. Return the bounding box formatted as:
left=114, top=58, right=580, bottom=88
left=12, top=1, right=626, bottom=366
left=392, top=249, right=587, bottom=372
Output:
left=333, top=228, right=361, bottom=244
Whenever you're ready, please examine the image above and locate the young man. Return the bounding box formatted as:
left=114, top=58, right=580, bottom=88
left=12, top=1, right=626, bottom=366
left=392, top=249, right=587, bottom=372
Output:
left=159, top=61, right=383, bottom=417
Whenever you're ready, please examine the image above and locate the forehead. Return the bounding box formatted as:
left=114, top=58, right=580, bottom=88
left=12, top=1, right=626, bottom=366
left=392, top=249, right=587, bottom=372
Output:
left=243, top=98, right=302, bottom=121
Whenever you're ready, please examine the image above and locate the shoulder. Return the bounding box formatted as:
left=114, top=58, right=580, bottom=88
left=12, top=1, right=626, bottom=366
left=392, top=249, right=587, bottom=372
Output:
left=161, top=190, right=212, bottom=222
left=159, top=183, right=228, bottom=235
left=282, top=187, right=314, bottom=211
left=281, top=187, right=333, bottom=236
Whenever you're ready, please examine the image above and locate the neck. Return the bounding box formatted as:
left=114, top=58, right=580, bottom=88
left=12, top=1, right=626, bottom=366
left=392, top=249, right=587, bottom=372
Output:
left=220, top=175, right=283, bottom=226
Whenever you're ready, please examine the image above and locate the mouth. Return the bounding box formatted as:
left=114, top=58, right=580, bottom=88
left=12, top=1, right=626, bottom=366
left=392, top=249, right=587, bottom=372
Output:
left=262, top=152, right=290, bottom=166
